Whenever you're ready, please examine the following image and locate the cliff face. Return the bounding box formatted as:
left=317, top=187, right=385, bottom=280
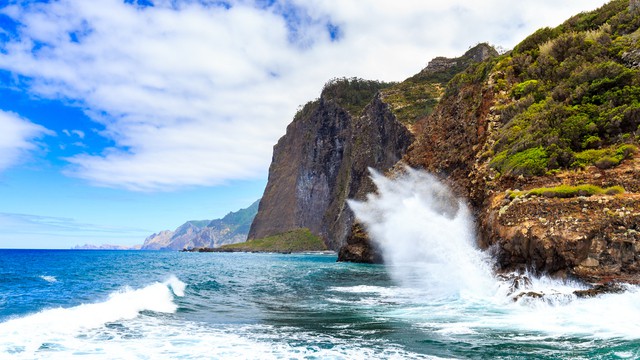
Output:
left=250, top=45, right=497, bottom=252
left=404, top=0, right=640, bottom=283
left=141, top=200, right=259, bottom=250
left=249, top=79, right=413, bottom=250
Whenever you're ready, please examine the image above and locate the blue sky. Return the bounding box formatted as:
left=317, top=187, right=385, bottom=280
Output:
left=0, top=0, right=608, bottom=248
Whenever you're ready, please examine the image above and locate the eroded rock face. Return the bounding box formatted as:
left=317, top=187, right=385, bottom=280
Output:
left=248, top=98, right=351, bottom=247
left=337, top=223, right=383, bottom=264
left=482, top=167, right=640, bottom=283
left=249, top=93, right=413, bottom=250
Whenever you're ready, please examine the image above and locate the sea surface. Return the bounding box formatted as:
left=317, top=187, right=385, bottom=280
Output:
left=1, top=249, right=639, bottom=359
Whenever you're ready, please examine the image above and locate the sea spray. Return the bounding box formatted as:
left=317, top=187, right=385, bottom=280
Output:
left=348, top=168, right=496, bottom=298
left=348, top=167, right=640, bottom=340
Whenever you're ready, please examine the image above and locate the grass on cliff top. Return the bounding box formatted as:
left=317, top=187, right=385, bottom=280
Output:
left=508, top=184, right=625, bottom=199
left=381, top=43, right=498, bottom=125
left=380, top=82, right=441, bottom=125
left=219, top=228, right=327, bottom=252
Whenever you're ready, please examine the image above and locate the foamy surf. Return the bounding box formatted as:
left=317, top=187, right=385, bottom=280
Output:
left=350, top=167, right=640, bottom=341
left=0, top=276, right=186, bottom=358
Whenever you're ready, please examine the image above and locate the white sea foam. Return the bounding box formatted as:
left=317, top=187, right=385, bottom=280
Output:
left=0, top=276, right=186, bottom=357
left=0, top=317, right=446, bottom=359
left=39, top=275, right=57, bottom=283
left=350, top=167, right=640, bottom=340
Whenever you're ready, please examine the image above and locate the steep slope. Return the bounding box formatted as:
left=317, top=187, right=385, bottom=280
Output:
left=141, top=200, right=259, bottom=250
left=403, top=0, right=640, bottom=282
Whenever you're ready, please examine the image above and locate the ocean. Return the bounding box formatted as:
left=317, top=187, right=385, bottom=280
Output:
left=1, top=249, right=639, bottom=359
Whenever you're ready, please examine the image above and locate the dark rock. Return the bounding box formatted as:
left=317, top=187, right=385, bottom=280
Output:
left=513, top=291, right=544, bottom=302
left=573, top=283, right=626, bottom=298
left=497, top=273, right=533, bottom=295
left=337, top=223, right=383, bottom=263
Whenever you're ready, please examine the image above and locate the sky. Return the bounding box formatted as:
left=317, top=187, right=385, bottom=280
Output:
left=0, top=0, right=609, bottom=249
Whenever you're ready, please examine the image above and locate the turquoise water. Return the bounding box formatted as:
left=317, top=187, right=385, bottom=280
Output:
left=1, top=250, right=639, bottom=359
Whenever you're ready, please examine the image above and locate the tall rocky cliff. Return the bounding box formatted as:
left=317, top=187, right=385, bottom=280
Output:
left=248, top=79, right=414, bottom=250
left=249, top=44, right=496, bottom=253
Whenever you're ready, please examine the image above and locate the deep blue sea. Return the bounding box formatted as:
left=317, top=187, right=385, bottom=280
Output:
left=1, top=250, right=640, bottom=359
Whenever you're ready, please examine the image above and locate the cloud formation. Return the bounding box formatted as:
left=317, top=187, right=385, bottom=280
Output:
left=0, top=110, right=52, bottom=172
left=0, top=0, right=607, bottom=191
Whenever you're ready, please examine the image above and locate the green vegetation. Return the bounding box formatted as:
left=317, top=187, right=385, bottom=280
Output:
left=320, top=77, right=393, bottom=116
left=572, top=144, right=636, bottom=169
left=382, top=43, right=498, bottom=125
left=491, top=147, right=548, bottom=176
left=465, top=0, right=640, bottom=177
left=380, top=82, right=441, bottom=124
left=219, top=228, right=327, bottom=252
left=508, top=184, right=625, bottom=199
left=292, top=77, right=392, bottom=121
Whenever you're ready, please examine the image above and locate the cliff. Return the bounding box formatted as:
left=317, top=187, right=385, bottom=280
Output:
left=141, top=200, right=259, bottom=250
left=404, top=0, right=640, bottom=283
left=248, top=78, right=414, bottom=250
left=250, top=45, right=497, bottom=253
left=252, top=0, right=640, bottom=283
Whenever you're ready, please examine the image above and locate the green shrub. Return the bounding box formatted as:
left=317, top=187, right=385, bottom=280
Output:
left=511, top=80, right=541, bottom=99
left=595, top=156, right=619, bottom=169
left=582, top=135, right=602, bottom=149
left=572, top=144, right=636, bottom=168
left=491, top=147, right=548, bottom=176
left=508, top=184, right=625, bottom=199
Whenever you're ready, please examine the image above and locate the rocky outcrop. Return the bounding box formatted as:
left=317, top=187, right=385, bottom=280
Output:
left=249, top=79, right=413, bottom=250
left=419, top=44, right=497, bottom=77
left=482, top=161, right=640, bottom=284
left=337, top=223, right=383, bottom=263
left=141, top=200, right=259, bottom=250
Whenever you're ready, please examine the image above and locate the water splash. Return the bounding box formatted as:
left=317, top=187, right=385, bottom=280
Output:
left=349, top=168, right=640, bottom=339
left=348, top=168, right=496, bottom=299
left=0, top=276, right=186, bottom=356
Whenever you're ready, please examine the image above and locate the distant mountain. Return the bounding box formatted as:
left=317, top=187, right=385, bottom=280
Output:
left=141, top=200, right=260, bottom=250
left=72, top=244, right=142, bottom=250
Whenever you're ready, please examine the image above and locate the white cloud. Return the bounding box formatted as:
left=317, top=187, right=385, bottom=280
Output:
left=0, top=110, right=53, bottom=172
left=0, top=0, right=608, bottom=191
